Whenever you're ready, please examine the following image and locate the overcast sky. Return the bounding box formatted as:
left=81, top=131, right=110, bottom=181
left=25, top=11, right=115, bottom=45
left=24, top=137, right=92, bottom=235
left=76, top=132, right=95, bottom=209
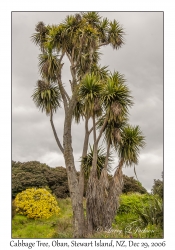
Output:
left=12, top=12, right=163, bottom=191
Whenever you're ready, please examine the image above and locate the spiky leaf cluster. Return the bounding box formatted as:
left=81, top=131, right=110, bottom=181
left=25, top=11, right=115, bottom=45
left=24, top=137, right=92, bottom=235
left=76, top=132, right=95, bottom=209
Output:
left=32, top=80, right=61, bottom=115
left=32, top=12, right=125, bottom=79
left=117, top=125, right=146, bottom=166
left=31, top=22, right=49, bottom=52
left=78, top=73, right=102, bottom=117
left=102, top=72, right=133, bottom=121
left=81, top=145, right=113, bottom=179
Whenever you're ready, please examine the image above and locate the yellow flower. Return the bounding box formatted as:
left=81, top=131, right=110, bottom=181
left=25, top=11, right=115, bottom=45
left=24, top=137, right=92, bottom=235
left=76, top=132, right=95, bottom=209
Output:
left=15, top=188, right=60, bottom=219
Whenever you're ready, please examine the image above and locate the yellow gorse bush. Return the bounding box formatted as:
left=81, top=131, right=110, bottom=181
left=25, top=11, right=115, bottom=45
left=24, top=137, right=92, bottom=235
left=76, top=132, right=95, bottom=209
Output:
left=15, top=188, right=60, bottom=219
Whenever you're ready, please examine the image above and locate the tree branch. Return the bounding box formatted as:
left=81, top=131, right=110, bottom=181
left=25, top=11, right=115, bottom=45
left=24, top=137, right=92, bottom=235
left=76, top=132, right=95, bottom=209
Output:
left=57, top=78, right=68, bottom=111
left=88, top=121, right=98, bottom=135
left=99, top=42, right=109, bottom=47
left=65, top=51, right=77, bottom=90
left=50, top=109, right=64, bottom=154
left=96, top=116, right=108, bottom=145
left=63, top=85, right=70, bottom=102
left=56, top=51, right=70, bottom=109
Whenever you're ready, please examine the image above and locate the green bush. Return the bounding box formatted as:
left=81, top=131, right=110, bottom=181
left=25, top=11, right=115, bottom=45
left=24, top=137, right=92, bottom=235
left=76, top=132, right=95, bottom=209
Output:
left=151, top=177, right=163, bottom=199
left=114, top=193, right=163, bottom=237
left=122, top=175, right=147, bottom=194
left=15, top=188, right=60, bottom=219
left=134, top=197, right=163, bottom=229
left=117, top=193, right=154, bottom=215
left=12, top=161, right=69, bottom=199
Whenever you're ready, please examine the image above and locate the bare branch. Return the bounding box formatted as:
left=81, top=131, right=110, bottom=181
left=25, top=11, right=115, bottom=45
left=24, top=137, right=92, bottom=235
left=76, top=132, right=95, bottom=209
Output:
left=72, top=46, right=75, bottom=63
left=99, top=42, right=109, bottom=47
left=57, top=77, right=68, bottom=111
left=59, top=51, right=65, bottom=62
left=66, top=51, right=73, bottom=65
left=50, top=110, right=64, bottom=154
left=96, top=116, right=108, bottom=145
left=64, top=89, right=70, bottom=102
left=88, top=121, right=99, bottom=135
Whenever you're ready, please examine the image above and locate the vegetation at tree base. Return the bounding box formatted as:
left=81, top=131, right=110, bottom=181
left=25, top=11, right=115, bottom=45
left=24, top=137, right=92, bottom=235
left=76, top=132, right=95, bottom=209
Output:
left=12, top=162, right=163, bottom=238
left=14, top=188, right=60, bottom=219
left=117, top=193, right=163, bottom=228
left=134, top=197, right=163, bottom=229
left=31, top=12, right=146, bottom=237
left=12, top=161, right=69, bottom=199
left=12, top=194, right=163, bottom=239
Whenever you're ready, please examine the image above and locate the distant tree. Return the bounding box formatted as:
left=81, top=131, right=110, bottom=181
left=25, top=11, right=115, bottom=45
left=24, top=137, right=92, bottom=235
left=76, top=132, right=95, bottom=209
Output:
left=122, top=175, right=147, bottom=194
left=12, top=161, right=69, bottom=199
left=44, top=166, right=69, bottom=198
left=151, top=172, right=163, bottom=199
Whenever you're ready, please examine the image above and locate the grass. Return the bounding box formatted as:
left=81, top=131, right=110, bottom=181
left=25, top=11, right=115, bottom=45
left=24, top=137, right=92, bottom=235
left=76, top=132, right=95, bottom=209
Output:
left=12, top=195, right=163, bottom=239
left=12, top=197, right=74, bottom=238
left=12, top=215, right=62, bottom=238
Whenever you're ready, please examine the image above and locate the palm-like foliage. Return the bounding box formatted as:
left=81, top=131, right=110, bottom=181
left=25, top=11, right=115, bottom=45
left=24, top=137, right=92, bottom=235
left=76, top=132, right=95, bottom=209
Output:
left=81, top=12, right=101, bottom=28
left=73, top=66, right=109, bottom=123
left=81, top=145, right=113, bottom=179
left=38, top=51, right=60, bottom=82
left=72, top=100, right=85, bottom=123
left=108, top=20, right=124, bottom=49
left=98, top=18, right=109, bottom=44
left=117, top=125, right=145, bottom=166
left=78, top=73, right=102, bottom=117
left=134, top=197, right=163, bottom=228
left=102, top=72, right=133, bottom=121
left=31, top=22, right=49, bottom=52
left=90, top=64, right=109, bottom=80
left=32, top=80, right=61, bottom=115
left=98, top=116, right=128, bottom=146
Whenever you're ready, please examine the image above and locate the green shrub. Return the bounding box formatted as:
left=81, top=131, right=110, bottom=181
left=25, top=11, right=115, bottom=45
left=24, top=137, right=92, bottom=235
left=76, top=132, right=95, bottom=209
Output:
left=134, top=197, right=163, bottom=229
left=15, top=188, right=60, bottom=219
left=151, top=176, right=163, bottom=199
left=114, top=193, right=163, bottom=238
left=117, top=193, right=154, bottom=215
left=122, top=175, right=147, bottom=194
left=12, top=161, right=69, bottom=199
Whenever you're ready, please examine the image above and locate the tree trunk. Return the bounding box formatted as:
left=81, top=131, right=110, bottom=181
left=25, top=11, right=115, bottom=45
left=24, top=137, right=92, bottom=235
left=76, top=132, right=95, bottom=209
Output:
left=86, top=114, right=100, bottom=234
left=95, top=141, right=111, bottom=229
left=102, top=159, right=124, bottom=229
left=91, top=114, right=98, bottom=172
left=79, top=117, right=89, bottom=199
left=86, top=171, right=99, bottom=234
left=63, top=102, right=85, bottom=238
